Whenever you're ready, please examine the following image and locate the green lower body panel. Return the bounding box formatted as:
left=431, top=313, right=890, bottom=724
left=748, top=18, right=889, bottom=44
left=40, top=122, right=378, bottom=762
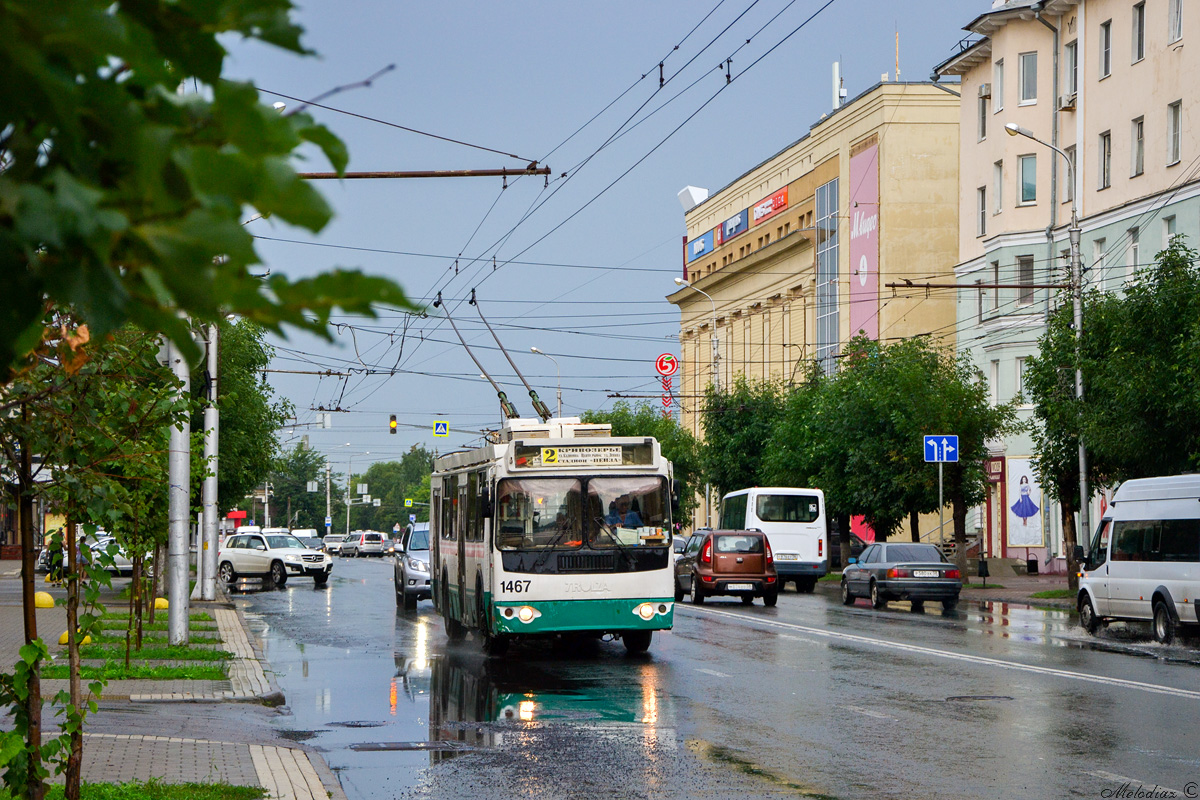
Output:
left=491, top=597, right=674, bottom=635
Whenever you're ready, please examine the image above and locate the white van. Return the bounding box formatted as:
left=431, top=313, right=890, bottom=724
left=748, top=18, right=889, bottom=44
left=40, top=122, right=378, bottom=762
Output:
left=1076, top=474, right=1200, bottom=643
left=719, top=487, right=827, bottom=592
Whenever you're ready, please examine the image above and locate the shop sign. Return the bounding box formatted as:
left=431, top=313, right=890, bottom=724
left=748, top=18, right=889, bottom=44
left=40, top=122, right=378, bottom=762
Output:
left=752, top=187, right=788, bottom=226
left=715, top=209, right=749, bottom=245
left=686, top=228, right=715, bottom=262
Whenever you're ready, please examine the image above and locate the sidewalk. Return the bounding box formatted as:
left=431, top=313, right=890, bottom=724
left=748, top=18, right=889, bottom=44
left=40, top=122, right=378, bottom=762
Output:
left=0, top=564, right=345, bottom=799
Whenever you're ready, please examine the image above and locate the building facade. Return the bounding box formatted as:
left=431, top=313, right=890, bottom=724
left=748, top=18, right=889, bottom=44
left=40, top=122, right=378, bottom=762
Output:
left=936, top=0, right=1196, bottom=572
left=668, top=81, right=961, bottom=529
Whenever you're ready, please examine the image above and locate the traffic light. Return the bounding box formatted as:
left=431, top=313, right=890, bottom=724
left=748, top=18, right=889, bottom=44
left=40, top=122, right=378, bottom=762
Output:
left=389, top=414, right=397, bottom=434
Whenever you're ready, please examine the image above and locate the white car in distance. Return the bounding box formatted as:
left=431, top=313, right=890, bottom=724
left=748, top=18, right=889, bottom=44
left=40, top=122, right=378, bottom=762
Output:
left=218, top=530, right=332, bottom=587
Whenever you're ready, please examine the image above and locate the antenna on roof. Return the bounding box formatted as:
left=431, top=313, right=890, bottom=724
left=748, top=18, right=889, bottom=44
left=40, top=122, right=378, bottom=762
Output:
left=471, top=291, right=553, bottom=422
left=432, top=292, right=518, bottom=419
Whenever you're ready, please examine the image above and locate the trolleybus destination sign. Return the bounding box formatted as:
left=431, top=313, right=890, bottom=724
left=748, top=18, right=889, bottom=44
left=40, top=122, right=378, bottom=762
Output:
left=537, top=446, right=623, bottom=467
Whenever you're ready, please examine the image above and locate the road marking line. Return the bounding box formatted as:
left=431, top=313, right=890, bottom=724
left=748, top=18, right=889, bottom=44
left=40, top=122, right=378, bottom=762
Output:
left=695, top=668, right=732, bottom=678
left=840, top=704, right=897, bottom=721
left=1087, top=770, right=1184, bottom=797
left=682, top=606, right=1200, bottom=700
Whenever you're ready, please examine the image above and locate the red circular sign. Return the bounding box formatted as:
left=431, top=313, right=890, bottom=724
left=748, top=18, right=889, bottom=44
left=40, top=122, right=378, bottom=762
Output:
left=655, top=354, right=679, bottom=377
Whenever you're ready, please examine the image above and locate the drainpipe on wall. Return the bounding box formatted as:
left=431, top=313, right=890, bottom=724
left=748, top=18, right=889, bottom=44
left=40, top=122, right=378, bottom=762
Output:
left=1035, top=5, right=1060, bottom=231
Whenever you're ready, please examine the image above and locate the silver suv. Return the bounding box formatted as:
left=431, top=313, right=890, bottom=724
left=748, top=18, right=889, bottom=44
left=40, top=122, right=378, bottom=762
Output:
left=393, top=523, right=431, bottom=610
left=344, top=530, right=386, bottom=557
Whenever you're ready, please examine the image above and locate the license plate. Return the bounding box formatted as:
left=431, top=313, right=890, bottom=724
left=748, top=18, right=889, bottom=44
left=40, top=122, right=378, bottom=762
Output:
left=776, top=553, right=799, bottom=561
left=913, top=570, right=939, bottom=578
left=726, top=583, right=754, bottom=591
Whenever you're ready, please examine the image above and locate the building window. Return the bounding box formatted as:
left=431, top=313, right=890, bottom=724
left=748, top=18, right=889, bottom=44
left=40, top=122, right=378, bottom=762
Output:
left=1099, top=131, right=1112, bottom=189
left=1169, top=0, right=1183, bottom=44
left=977, top=187, right=987, bottom=236
left=1018, top=154, right=1037, bottom=204
left=1127, top=227, right=1140, bottom=279
left=1018, top=256, right=1035, bottom=306
left=1064, top=40, right=1078, bottom=96
left=1132, top=117, right=1145, bottom=177
left=1019, top=52, right=1038, bottom=104
left=993, top=160, right=1004, bottom=213
left=1016, top=357, right=1029, bottom=401
left=1133, top=3, right=1146, bottom=63
left=1093, top=238, right=1106, bottom=291
left=991, top=261, right=1000, bottom=310
left=978, top=95, right=988, bottom=141
left=990, top=360, right=1000, bottom=405
left=1164, top=215, right=1177, bottom=244
left=1064, top=145, right=1076, bottom=203
left=994, top=59, right=1005, bottom=111
left=1168, top=100, right=1183, bottom=165
left=1100, top=20, right=1112, bottom=78
left=815, top=178, right=839, bottom=375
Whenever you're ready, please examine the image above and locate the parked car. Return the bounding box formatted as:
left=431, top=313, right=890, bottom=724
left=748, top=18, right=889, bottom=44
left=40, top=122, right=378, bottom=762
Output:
left=394, top=522, right=432, bottom=611
left=217, top=530, right=332, bottom=587
left=673, top=529, right=779, bottom=606
left=1075, top=474, right=1200, bottom=643
left=828, top=531, right=868, bottom=570
left=840, top=542, right=962, bottom=611
left=323, top=534, right=347, bottom=556
left=343, top=530, right=386, bottom=557
left=36, top=532, right=136, bottom=578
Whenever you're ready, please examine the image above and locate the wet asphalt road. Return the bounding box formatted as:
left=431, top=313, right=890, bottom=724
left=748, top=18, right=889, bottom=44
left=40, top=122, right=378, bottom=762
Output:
left=233, top=558, right=1200, bottom=800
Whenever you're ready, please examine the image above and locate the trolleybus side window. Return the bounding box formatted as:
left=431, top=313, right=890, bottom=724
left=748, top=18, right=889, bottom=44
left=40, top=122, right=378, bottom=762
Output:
left=431, top=489, right=441, bottom=541
left=441, top=477, right=457, bottom=541
left=587, top=476, right=668, bottom=549
left=467, top=471, right=479, bottom=542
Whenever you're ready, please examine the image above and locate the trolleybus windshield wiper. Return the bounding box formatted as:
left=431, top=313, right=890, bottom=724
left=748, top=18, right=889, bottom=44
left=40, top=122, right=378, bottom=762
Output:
left=593, top=516, right=638, bottom=570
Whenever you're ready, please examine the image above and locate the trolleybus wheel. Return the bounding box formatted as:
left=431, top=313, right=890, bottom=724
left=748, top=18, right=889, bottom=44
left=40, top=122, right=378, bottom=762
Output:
left=623, top=630, right=652, bottom=654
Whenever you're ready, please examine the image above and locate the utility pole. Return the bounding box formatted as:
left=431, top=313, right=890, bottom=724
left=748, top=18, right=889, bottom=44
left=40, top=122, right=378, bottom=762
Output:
left=165, top=337, right=191, bottom=646
left=200, top=323, right=219, bottom=601
left=263, top=481, right=271, bottom=528
left=325, top=460, right=332, bottom=538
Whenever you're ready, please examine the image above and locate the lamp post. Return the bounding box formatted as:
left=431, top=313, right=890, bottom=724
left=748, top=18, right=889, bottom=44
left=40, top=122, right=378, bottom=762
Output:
left=530, top=347, right=561, bottom=418
left=674, top=276, right=720, bottom=530
left=1004, top=122, right=1090, bottom=546
left=673, top=277, right=719, bottom=391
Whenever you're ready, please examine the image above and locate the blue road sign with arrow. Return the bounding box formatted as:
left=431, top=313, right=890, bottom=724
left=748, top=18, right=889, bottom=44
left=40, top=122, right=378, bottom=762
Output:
left=924, top=435, right=959, bottom=463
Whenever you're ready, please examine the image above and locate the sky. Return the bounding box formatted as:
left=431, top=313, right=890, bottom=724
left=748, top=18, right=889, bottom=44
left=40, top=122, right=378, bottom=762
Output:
left=222, top=0, right=979, bottom=473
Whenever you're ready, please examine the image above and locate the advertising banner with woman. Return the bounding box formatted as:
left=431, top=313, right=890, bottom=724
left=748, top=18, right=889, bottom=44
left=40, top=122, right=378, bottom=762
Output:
left=1006, top=457, right=1044, bottom=547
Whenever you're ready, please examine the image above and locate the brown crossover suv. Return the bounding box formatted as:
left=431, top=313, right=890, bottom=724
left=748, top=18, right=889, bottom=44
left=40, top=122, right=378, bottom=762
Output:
left=674, top=529, right=779, bottom=606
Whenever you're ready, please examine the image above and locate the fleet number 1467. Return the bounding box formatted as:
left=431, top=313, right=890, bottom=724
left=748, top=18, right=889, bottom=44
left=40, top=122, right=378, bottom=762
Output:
left=500, top=580, right=531, bottom=593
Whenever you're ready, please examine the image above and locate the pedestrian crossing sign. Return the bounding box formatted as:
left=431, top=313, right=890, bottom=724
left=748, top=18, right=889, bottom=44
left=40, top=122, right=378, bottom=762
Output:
left=433, top=421, right=449, bottom=437
left=404, top=498, right=413, bottom=508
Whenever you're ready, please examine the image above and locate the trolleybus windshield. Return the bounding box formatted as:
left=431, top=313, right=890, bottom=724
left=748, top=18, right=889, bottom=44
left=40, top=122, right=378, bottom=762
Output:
left=496, top=476, right=668, bottom=551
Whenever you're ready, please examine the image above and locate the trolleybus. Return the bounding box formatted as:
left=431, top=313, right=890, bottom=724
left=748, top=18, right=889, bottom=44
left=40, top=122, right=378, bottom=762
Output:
left=431, top=417, right=677, bottom=655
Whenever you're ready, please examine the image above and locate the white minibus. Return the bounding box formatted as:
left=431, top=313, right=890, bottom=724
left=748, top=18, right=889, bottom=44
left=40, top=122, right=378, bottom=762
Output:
left=719, top=487, right=827, bottom=592
left=1075, top=474, right=1200, bottom=643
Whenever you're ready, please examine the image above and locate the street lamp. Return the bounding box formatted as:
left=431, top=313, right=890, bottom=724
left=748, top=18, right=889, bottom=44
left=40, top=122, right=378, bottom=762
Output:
left=530, top=347, right=561, bottom=418
left=1005, top=121, right=1090, bottom=546
left=673, top=277, right=720, bottom=391
left=334, top=448, right=370, bottom=537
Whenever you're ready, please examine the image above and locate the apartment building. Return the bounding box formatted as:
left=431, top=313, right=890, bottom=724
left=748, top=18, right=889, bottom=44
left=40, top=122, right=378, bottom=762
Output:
left=936, top=0, right=1196, bottom=572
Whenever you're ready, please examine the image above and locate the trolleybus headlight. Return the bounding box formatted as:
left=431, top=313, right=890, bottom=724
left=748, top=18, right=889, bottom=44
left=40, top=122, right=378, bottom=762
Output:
left=516, top=605, right=540, bottom=623
left=633, top=602, right=671, bottom=620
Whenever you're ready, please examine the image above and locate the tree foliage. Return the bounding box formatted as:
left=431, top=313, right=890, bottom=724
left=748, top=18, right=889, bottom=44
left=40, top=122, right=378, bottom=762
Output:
left=581, top=402, right=701, bottom=522
left=214, top=319, right=291, bottom=510
left=699, top=377, right=785, bottom=499
left=0, top=0, right=418, bottom=382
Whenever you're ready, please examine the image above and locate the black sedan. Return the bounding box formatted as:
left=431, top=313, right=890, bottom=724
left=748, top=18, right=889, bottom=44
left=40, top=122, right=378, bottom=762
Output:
left=841, top=542, right=962, bottom=611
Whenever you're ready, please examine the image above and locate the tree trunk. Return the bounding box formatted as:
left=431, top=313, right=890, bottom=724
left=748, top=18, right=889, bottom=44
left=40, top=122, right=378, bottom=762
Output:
left=18, top=406, right=46, bottom=800
left=836, top=512, right=851, bottom=570
left=909, top=509, right=920, bottom=543
left=126, top=556, right=140, bottom=669
left=1061, top=496, right=1080, bottom=592
left=949, top=467, right=970, bottom=584
left=64, top=513, right=82, bottom=800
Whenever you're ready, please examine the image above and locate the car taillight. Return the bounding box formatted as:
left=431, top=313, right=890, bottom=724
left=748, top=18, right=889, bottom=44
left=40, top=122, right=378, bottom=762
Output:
left=818, top=538, right=823, bottom=558
left=765, top=541, right=774, bottom=566
left=945, top=569, right=961, bottom=579
left=701, top=540, right=712, bottom=564
left=887, top=568, right=912, bottom=578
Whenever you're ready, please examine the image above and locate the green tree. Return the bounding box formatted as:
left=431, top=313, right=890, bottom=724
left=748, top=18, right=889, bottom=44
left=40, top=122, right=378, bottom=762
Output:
left=581, top=402, right=701, bottom=524
left=0, top=0, right=417, bottom=382
left=216, top=319, right=292, bottom=510
left=347, top=446, right=434, bottom=533
left=699, top=377, right=785, bottom=498
left=270, top=443, right=330, bottom=530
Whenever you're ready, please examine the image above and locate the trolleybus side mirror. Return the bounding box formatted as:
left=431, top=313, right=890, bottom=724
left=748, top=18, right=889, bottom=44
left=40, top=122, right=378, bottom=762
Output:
left=480, top=485, right=493, bottom=517
left=670, top=480, right=682, bottom=517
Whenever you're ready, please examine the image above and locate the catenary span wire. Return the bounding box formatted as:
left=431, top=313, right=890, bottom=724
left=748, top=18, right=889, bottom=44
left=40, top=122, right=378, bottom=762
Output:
left=391, top=0, right=805, bottom=372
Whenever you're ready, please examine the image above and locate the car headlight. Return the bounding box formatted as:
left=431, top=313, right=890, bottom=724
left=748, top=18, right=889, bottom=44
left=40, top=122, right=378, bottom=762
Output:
left=284, top=554, right=301, bottom=563
left=407, top=558, right=429, bottom=572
